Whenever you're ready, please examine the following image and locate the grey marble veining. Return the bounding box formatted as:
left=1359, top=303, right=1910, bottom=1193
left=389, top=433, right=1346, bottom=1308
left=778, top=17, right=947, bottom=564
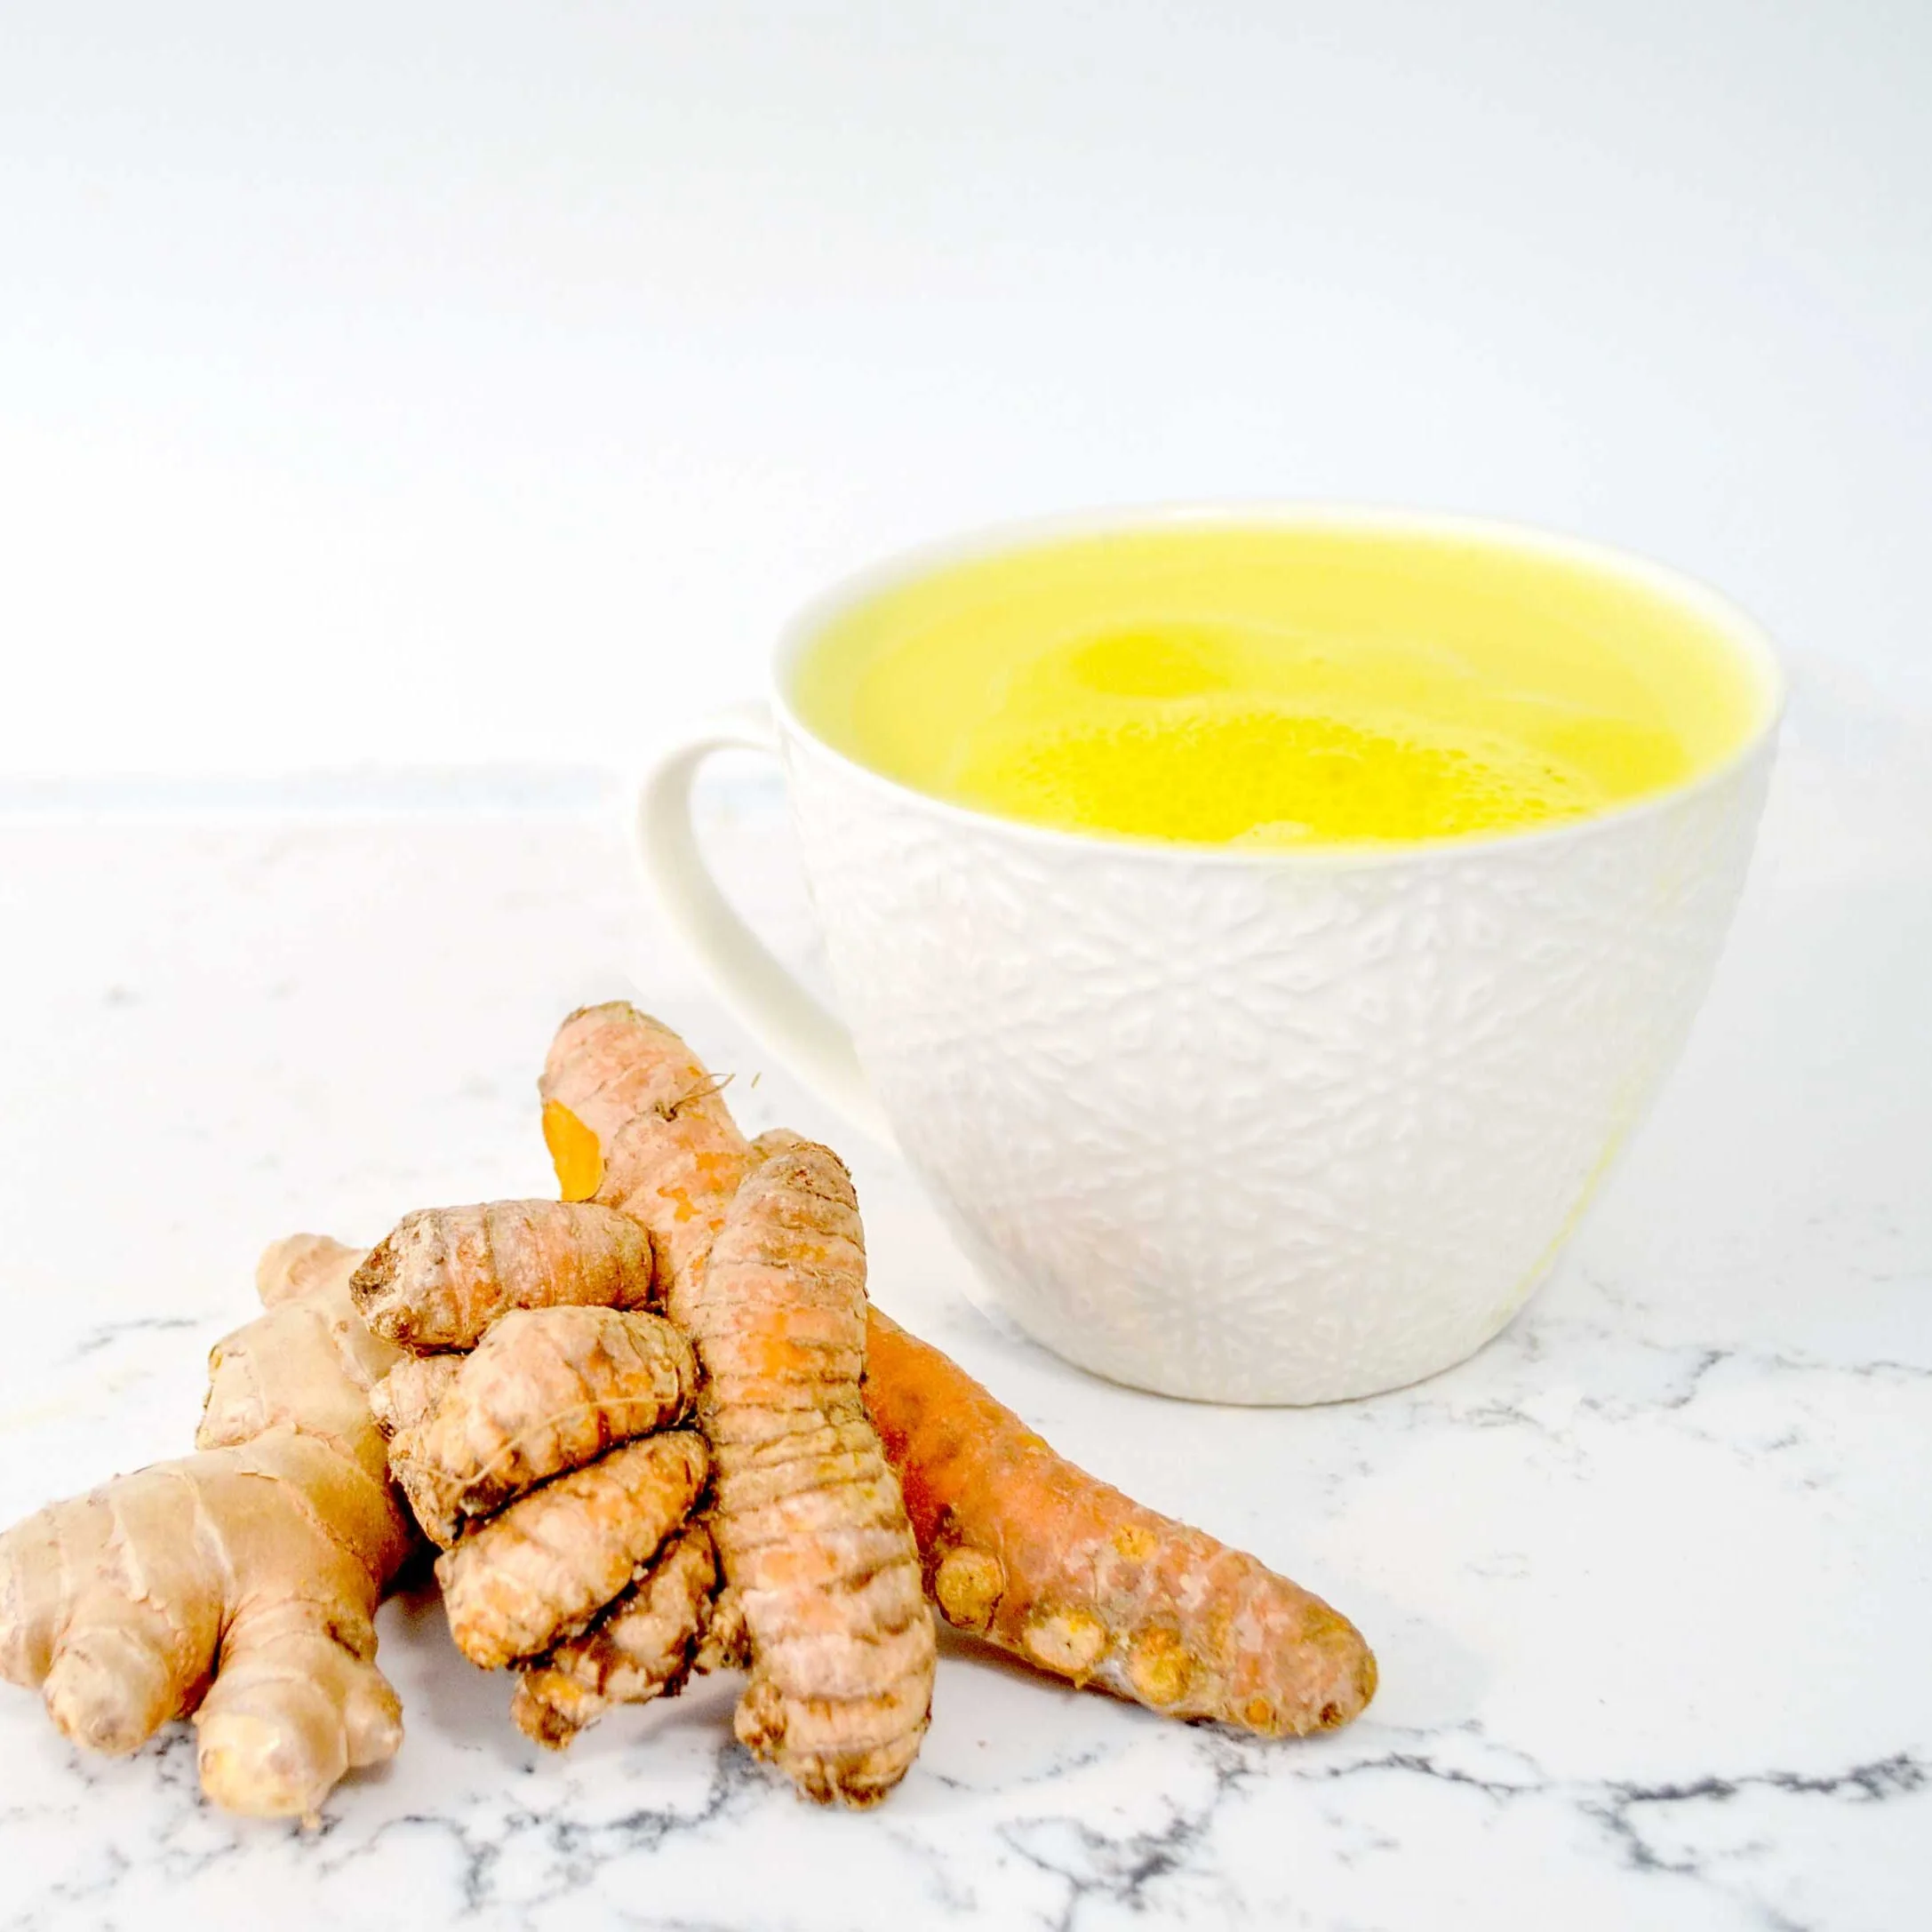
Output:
left=0, top=740, right=1926, bottom=1929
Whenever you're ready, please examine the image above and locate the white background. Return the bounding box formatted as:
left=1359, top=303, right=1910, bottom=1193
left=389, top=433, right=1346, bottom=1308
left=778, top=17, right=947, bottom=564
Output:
left=3, top=1, right=1927, bottom=783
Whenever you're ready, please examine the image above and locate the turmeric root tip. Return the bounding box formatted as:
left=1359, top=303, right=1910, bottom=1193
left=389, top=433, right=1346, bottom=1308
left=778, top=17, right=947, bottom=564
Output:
left=436, top=1431, right=709, bottom=1671
left=385, top=1306, right=698, bottom=1547
left=510, top=1524, right=719, bottom=1748
left=863, top=1308, right=1377, bottom=1737
left=351, top=1200, right=655, bottom=1350
left=539, top=1005, right=754, bottom=1313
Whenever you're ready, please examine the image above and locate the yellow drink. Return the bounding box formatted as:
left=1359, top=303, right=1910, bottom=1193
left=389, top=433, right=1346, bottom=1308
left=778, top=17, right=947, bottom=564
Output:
left=794, top=522, right=1764, bottom=848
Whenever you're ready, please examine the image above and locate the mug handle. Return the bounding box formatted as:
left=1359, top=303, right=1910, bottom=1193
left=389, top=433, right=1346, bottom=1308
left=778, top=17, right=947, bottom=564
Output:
left=633, top=702, right=898, bottom=1151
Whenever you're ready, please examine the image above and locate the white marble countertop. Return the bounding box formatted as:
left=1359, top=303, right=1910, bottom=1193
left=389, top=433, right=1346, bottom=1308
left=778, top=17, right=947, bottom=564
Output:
left=0, top=735, right=1927, bottom=1931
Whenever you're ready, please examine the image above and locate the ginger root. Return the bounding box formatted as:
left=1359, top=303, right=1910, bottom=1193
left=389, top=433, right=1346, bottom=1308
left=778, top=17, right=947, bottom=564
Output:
left=0, top=1236, right=419, bottom=1820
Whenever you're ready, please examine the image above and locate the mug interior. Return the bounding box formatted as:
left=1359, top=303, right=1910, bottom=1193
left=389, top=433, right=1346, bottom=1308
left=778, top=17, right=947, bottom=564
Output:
left=772, top=506, right=1784, bottom=864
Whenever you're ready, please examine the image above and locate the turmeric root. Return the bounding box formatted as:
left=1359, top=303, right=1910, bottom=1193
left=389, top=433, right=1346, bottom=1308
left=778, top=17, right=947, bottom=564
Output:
left=363, top=1012, right=938, bottom=1802
left=509, top=1523, right=718, bottom=1747
left=538, top=1005, right=764, bottom=1312
left=0, top=1236, right=419, bottom=1820
left=352, top=1200, right=655, bottom=1349
left=354, top=1203, right=719, bottom=1729
left=381, top=1306, right=697, bottom=1547
left=539, top=1006, right=936, bottom=1806
left=863, top=1310, right=1377, bottom=1734
left=369, top=1352, right=465, bottom=1437
left=693, top=1134, right=934, bottom=1805
left=436, top=1431, right=709, bottom=1671
left=538, top=1006, right=1374, bottom=1741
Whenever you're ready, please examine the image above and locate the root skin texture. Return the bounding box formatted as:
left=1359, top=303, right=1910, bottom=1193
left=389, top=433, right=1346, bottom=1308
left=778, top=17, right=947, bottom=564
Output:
left=435, top=1431, right=709, bottom=1670
left=384, top=1306, right=697, bottom=1547
left=540, top=1005, right=754, bottom=1318
left=351, top=1199, right=654, bottom=1350
left=0, top=1238, right=419, bottom=1820
left=510, top=1524, right=718, bottom=1748
left=539, top=1006, right=935, bottom=1805
left=697, top=1136, right=935, bottom=1807
left=864, top=1309, right=1377, bottom=1735
left=370, top=1353, right=464, bottom=1438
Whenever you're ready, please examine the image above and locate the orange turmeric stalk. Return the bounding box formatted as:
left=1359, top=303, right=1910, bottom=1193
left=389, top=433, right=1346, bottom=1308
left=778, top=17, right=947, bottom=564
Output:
left=864, top=1310, right=1376, bottom=1735
left=695, top=1133, right=933, bottom=1804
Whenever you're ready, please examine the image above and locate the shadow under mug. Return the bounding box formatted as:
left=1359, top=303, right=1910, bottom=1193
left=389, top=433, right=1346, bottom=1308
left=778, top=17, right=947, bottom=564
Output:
left=635, top=507, right=1783, bottom=1404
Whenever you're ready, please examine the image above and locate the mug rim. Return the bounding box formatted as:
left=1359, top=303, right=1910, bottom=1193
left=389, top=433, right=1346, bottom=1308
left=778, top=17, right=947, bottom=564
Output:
left=769, top=500, right=1786, bottom=872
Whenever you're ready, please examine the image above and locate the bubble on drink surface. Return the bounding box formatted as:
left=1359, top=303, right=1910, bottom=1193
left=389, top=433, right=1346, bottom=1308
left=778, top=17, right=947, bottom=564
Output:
left=957, top=699, right=1603, bottom=846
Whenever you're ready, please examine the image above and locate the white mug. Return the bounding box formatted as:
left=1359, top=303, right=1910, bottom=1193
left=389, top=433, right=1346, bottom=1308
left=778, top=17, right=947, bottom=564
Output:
left=636, top=507, right=1782, bottom=1404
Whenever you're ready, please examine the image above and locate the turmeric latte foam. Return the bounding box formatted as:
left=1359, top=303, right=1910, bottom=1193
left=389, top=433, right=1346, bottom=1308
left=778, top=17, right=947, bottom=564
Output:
left=793, top=522, right=1762, bottom=848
